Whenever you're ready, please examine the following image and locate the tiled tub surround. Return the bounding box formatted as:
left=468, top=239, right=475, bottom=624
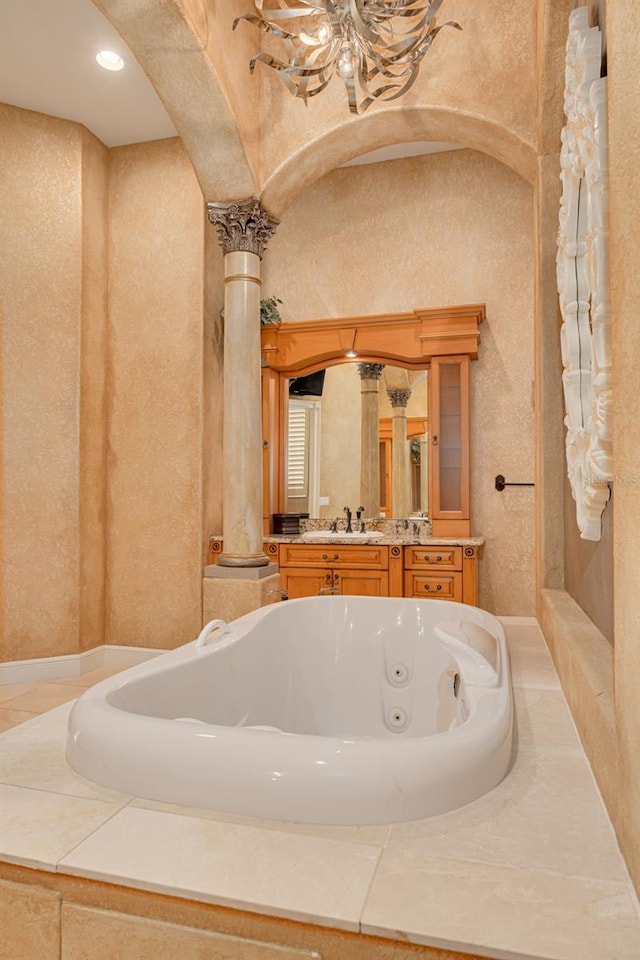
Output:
left=0, top=623, right=638, bottom=960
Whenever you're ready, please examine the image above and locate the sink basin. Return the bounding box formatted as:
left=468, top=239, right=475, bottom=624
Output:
left=301, top=530, right=384, bottom=540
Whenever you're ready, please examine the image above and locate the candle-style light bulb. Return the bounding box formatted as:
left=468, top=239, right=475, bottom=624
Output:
left=337, top=41, right=355, bottom=78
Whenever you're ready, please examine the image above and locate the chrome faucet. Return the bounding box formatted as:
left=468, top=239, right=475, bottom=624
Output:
left=356, top=505, right=366, bottom=533
left=343, top=505, right=353, bottom=533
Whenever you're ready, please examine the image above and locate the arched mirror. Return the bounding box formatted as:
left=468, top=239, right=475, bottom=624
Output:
left=284, top=363, right=428, bottom=520
left=261, top=304, right=484, bottom=537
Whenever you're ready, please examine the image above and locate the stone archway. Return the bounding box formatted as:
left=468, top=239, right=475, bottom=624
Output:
left=93, top=0, right=257, bottom=199
left=261, top=104, right=536, bottom=219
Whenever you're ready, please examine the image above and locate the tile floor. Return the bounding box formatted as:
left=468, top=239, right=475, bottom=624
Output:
left=0, top=667, right=124, bottom=733
left=1, top=622, right=639, bottom=960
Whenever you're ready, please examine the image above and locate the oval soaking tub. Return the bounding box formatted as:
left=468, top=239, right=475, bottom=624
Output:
left=67, top=596, right=513, bottom=825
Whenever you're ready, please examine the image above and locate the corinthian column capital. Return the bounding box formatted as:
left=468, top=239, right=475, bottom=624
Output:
left=357, top=363, right=385, bottom=381
left=206, top=197, right=279, bottom=258
left=388, top=388, right=412, bottom=408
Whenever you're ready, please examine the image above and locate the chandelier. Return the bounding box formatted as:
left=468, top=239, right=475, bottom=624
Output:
left=233, top=0, right=461, bottom=115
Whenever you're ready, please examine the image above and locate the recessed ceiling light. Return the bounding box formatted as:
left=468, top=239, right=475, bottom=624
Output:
left=96, top=50, right=124, bottom=72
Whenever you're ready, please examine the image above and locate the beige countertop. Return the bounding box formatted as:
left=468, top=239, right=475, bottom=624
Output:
left=249, top=535, right=484, bottom=547
left=1, top=620, right=638, bottom=960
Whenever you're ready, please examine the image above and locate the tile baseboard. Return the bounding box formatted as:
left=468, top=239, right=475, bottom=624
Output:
left=0, top=646, right=161, bottom=686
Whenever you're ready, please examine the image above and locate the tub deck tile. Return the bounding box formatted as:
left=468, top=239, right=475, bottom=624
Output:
left=360, top=854, right=640, bottom=960
left=0, top=702, right=131, bottom=804
left=58, top=805, right=382, bottom=932
left=0, top=783, right=127, bottom=871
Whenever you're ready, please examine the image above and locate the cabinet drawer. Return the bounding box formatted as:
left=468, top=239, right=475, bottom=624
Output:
left=279, top=544, right=388, bottom=569
left=404, top=546, right=462, bottom=570
left=404, top=571, right=463, bottom=601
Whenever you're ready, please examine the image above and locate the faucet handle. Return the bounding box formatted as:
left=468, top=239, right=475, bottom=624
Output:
left=356, top=505, right=364, bottom=519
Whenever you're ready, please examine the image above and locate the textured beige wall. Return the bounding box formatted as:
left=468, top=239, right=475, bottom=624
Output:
left=606, top=0, right=640, bottom=898
left=564, top=478, right=613, bottom=642
left=106, top=139, right=205, bottom=649
left=265, top=149, right=535, bottom=615
left=0, top=106, right=108, bottom=662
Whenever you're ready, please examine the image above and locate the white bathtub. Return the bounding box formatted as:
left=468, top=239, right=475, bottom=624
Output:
left=67, top=596, right=513, bottom=825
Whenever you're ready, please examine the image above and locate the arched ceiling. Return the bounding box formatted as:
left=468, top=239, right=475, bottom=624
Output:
left=94, top=0, right=538, bottom=213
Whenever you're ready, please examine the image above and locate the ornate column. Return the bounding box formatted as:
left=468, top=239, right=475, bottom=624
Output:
left=388, top=388, right=412, bottom=518
left=206, top=198, right=278, bottom=567
left=357, top=363, right=384, bottom=516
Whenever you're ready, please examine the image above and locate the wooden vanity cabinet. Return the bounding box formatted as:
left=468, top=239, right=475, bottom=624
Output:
left=210, top=538, right=479, bottom=605
left=277, top=543, right=403, bottom=600
left=404, top=544, right=478, bottom=605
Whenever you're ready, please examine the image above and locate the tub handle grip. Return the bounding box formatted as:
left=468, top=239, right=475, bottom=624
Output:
left=195, top=618, right=229, bottom=647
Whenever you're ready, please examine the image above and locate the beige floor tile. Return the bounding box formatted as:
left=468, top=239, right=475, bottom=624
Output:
left=52, top=666, right=126, bottom=687
left=3, top=683, right=80, bottom=713
left=386, top=745, right=626, bottom=884
left=129, top=796, right=390, bottom=847
left=0, top=783, right=127, bottom=869
left=59, top=805, right=381, bottom=931
left=0, top=682, right=39, bottom=704
left=0, top=702, right=130, bottom=803
left=0, top=708, right=40, bottom=732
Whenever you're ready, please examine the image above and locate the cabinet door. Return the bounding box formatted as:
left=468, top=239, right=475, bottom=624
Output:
left=429, top=356, right=470, bottom=537
left=281, top=567, right=334, bottom=599
left=337, top=570, right=389, bottom=597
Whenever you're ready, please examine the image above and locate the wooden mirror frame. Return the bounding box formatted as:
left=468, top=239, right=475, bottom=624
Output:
left=261, top=303, right=485, bottom=535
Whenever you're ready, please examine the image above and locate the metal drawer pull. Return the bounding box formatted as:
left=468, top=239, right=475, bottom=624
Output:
left=424, top=583, right=443, bottom=592
left=322, top=553, right=339, bottom=561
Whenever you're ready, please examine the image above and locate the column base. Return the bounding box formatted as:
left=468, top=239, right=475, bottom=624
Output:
left=203, top=569, right=282, bottom=623
left=216, top=552, right=270, bottom=568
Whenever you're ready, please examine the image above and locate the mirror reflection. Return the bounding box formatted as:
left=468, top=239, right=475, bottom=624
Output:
left=285, top=363, right=428, bottom=520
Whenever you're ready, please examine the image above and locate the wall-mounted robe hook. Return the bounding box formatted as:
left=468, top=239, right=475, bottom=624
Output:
left=495, top=474, right=535, bottom=492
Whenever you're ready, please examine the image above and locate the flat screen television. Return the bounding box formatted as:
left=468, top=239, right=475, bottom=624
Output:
left=288, top=369, right=326, bottom=397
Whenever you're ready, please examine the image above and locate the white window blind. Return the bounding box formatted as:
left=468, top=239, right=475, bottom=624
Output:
left=287, top=405, right=309, bottom=498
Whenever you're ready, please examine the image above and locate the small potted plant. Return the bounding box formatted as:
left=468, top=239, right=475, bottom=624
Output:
left=260, top=296, right=283, bottom=326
